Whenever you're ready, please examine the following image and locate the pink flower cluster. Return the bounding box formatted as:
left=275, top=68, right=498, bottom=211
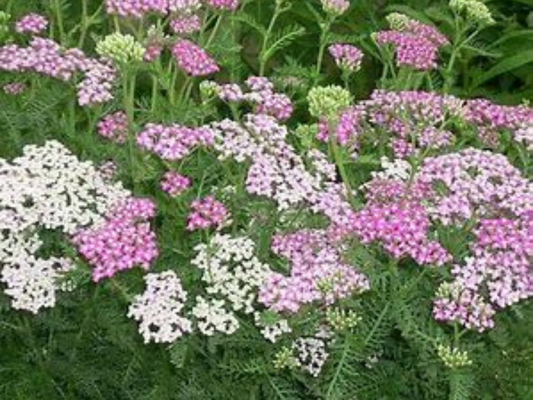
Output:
left=105, top=0, right=201, bottom=18
left=204, top=0, right=240, bottom=10
left=213, top=114, right=352, bottom=222
left=15, top=13, right=48, bottom=35
left=172, top=39, right=219, bottom=77
left=3, top=82, right=26, bottom=95
left=433, top=282, right=496, bottom=332
left=137, top=123, right=215, bottom=161
left=259, top=229, right=369, bottom=313
left=377, top=19, right=448, bottom=70
left=170, top=15, right=202, bottom=35
left=216, top=77, right=293, bottom=121
left=143, top=40, right=164, bottom=63
left=97, top=111, right=128, bottom=144
left=187, top=196, right=230, bottom=230
left=73, top=199, right=159, bottom=282
left=350, top=200, right=452, bottom=266
left=416, top=148, right=532, bottom=224
left=317, top=105, right=366, bottom=149
left=161, top=171, right=191, bottom=196
left=434, top=214, right=533, bottom=331
left=329, top=44, right=364, bottom=71
left=464, top=99, right=533, bottom=146
left=0, top=38, right=115, bottom=106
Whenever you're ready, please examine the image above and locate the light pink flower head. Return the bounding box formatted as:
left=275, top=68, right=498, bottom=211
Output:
left=15, top=14, right=48, bottom=35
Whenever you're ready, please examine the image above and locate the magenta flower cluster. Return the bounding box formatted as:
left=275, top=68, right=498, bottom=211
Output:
left=377, top=18, right=448, bottom=70
left=161, top=171, right=191, bottom=196
left=259, top=229, right=370, bottom=313
left=329, top=44, right=364, bottom=71
left=97, top=111, right=128, bottom=144
left=187, top=196, right=230, bottom=230
left=351, top=199, right=452, bottom=266
left=73, top=199, right=159, bottom=282
left=172, top=39, right=219, bottom=77
left=434, top=214, right=533, bottom=331
left=317, top=105, right=366, bottom=150
left=15, top=13, right=48, bottom=35
left=0, top=38, right=116, bottom=106
left=137, top=123, right=215, bottom=161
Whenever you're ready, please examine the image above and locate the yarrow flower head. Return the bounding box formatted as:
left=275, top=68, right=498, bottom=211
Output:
left=204, top=0, right=240, bottom=10
left=450, top=0, right=495, bottom=25
left=187, top=196, right=230, bottom=230
left=15, top=13, right=48, bottom=35
left=161, top=171, right=191, bottom=196
left=321, top=0, right=350, bottom=16
left=259, top=228, right=370, bottom=313
left=137, top=123, right=215, bottom=161
left=3, top=82, right=26, bottom=95
left=172, top=39, right=219, bottom=76
left=376, top=15, right=449, bottom=70
left=329, top=44, right=364, bottom=72
left=73, top=198, right=159, bottom=282
left=170, top=14, right=202, bottom=35
left=128, top=271, right=192, bottom=343
left=307, top=85, right=352, bottom=119
left=97, top=111, right=128, bottom=144
left=96, top=33, right=145, bottom=64
left=105, top=0, right=168, bottom=18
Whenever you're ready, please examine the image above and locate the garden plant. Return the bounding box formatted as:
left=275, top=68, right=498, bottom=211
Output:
left=0, top=0, right=532, bottom=399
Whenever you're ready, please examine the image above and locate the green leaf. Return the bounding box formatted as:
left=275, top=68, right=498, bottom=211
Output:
left=472, top=50, right=533, bottom=87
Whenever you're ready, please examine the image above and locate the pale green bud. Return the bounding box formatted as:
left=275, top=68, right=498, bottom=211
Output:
left=386, top=12, right=411, bottom=31
left=273, top=347, right=299, bottom=370
left=450, top=0, right=495, bottom=26
left=96, top=32, right=145, bottom=64
left=326, top=308, right=362, bottom=332
left=199, top=81, right=220, bottom=103
left=307, top=85, right=351, bottom=119
left=437, top=344, right=473, bottom=369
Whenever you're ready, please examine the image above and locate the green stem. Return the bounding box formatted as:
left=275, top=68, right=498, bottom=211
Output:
left=123, top=70, right=137, bottom=189
left=315, top=18, right=334, bottom=82
left=151, top=75, right=158, bottom=112
left=77, top=0, right=89, bottom=48
left=329, top=121, right=354, bottom=203
left=53, top=0, right=66, bottom=43
left=205, top=14, right=223, bottom=49
left=259, top=4, right=283, bottom=76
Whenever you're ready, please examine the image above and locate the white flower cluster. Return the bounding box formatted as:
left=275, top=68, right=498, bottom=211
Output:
left=191, top=296, right=239, bottom=336
left=128, top=271, right=193, bottom=343
left=292, top=337, right=330, bottom=377
left=0, top=141, right=129, bottom=313
left=190, top=234, right=277, bottom=336
left=253, top=312, right=291, bottom=343
left=192, top=234, right=271, bottom=314
left=370, top=157, right=412, bottom=182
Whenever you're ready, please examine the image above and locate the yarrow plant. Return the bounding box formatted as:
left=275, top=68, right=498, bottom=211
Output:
left=1, top=1, right=532, bottom=399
